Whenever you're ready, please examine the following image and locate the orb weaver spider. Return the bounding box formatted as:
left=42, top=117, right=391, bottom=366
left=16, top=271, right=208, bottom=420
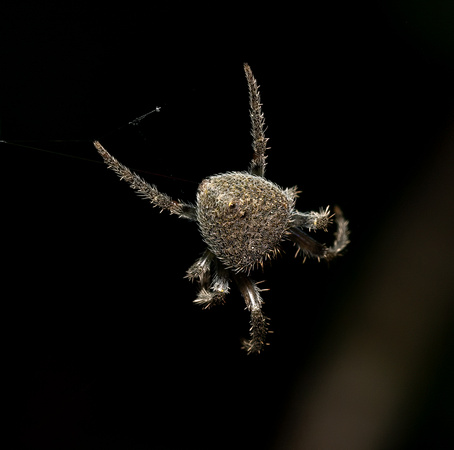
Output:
left=94, top=63, right=349, bottom=353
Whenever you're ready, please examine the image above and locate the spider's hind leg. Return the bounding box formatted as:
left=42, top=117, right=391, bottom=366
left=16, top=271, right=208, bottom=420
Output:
left=233, top=273, right=269, bottom=354
left=186, top=249, right=229, bottom=308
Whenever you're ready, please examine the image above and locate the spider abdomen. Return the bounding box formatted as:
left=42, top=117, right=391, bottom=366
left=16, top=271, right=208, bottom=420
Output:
left=196, top=172, right=295, bottom=272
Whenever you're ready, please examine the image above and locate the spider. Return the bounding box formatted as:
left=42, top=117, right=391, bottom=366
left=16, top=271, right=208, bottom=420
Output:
left=94, top=63, right=349, bottom=354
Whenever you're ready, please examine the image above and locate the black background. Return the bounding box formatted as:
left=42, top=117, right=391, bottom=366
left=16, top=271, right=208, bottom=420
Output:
left=3, top=2, right=454, bottom=449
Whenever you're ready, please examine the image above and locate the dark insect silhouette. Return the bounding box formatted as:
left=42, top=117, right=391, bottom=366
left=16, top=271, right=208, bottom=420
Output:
left=94, top=63, right=349, bottom=353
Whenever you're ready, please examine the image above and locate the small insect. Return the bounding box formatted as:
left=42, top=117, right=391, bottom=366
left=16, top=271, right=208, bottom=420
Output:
left=94, top=63, right=349, bottom=354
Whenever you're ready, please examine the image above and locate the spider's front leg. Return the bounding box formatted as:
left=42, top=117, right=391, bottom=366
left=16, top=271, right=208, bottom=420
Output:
left=94, top=141, right=197, bottom=220
left=186, top=249, right=229, bottom=308
left=233, top=273, right=269, bottom=354
left=244, top=63, right=268, bottom=177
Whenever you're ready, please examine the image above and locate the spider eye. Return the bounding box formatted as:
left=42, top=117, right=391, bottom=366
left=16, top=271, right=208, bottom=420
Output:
left=228, top=201, right=236, bottom=209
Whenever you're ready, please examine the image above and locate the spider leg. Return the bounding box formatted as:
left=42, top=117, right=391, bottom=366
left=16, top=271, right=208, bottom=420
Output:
left=233, top=273, right=269, bottom=354
left=288, top=227, right=327, bottom=261
left=244, top=63, right=269, bottom=177
left=292, top=206, right=334, bottom=232
left=94, top=141, right=197, bottom=221
left=186, top=249, right=229, bottom=308
left=288, top=206, right=350, bottom=261
left=326, top=206, right=350, bottom=259
left=211, top=258, right=231, bottom=299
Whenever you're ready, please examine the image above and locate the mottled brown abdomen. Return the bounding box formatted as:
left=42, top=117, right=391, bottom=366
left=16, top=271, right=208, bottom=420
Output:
left=196, top=172, right=295, bottom=272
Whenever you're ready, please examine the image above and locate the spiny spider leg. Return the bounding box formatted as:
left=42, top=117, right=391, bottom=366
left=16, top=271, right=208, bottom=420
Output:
left=186, top=249, right=213, bottom=287
left=327, top=206, right=350, bottom=259
left=288, top=227, right=327, bottom=261
left=94, top=141, right=196, bottom=220
left=233, top=273, right=269, bottom=354
left=292, top=206, right=334, bottom=232
left=186, top=249, right=229, bottom=308
left=211, top=258, right=231, bottom=298
left=244, top=63, right=269, bottom=177
left=289, top=207, right=350, bottom=261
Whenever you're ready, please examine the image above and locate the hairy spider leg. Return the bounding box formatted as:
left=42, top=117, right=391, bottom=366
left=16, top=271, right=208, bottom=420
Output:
left=292, top=206, right=334, bottom=232
left=328, top=206, right=350, bottom=258
left=186, top=249, right=229, bottom=308
left=244, top=63, right=269, bottom=178
left=288, top=207, right=350, bottom=261
left=94, top=141, right=197, bottom=221
left=233, top=273, right=269, bottom=354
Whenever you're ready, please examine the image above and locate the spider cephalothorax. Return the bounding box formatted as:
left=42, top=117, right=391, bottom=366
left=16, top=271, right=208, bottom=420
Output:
left=94, top=63, right=349, bottom=354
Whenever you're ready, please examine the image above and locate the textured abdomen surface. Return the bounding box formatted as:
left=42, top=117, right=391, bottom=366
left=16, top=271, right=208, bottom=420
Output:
left=196, top=172, right=294, bottom=272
